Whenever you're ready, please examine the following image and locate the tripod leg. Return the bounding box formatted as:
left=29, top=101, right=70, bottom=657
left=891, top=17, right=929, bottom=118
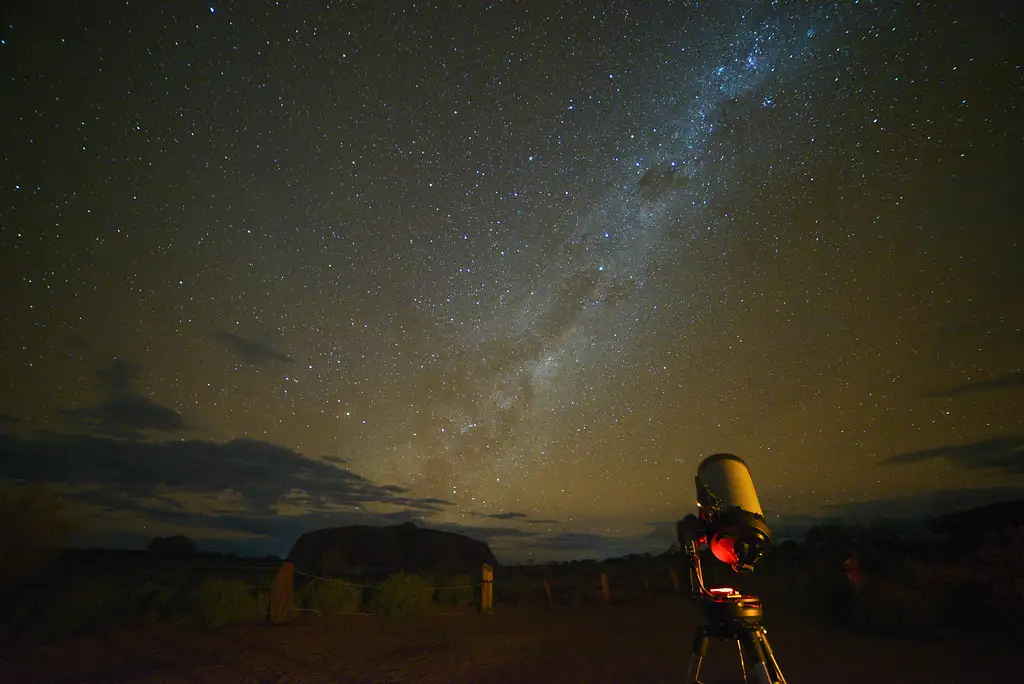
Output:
left=684, top=628, right=710, bottom=683
left=755, top=627, right=787, bottom=684
left=736, top=638, right=749, bottom=683
left=739, top=628, right=776, bottom=684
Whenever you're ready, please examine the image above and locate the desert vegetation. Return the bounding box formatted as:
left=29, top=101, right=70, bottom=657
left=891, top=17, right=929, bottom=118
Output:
left=494, top=512, right=1024, bottom=639
left=0, top=495, right=1021, bottom=682
left=0, top=483, right=77, bottom=590
left=1, top=515, right=1021, bottom=644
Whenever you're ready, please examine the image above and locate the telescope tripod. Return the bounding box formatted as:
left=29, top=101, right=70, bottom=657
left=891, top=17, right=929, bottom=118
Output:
left=684, top=592, right=786, bottom=684
left=677, top=514, right=787, bottom=684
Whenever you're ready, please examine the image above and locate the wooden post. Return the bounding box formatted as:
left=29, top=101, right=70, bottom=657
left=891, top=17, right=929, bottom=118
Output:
left=269, top=561, right=295, bottom=623
left=670, top=567, right=680, bottom=595
left=645, top=578, right=650, bottom=597
left=600, top=572, right=611, bottom=604
left=481, top=562, right=494, bottom=614
left=543, top=578, right=553, bottom=606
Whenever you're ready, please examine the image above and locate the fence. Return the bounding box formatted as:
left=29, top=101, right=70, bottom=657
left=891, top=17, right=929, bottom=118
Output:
left=268, top=562, right=494, bottom=622
left=266, top=562, right=688, bottom=622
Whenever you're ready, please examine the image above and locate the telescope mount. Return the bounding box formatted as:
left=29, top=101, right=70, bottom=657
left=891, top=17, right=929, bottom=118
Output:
left=680, top=523, right=787, bottom=684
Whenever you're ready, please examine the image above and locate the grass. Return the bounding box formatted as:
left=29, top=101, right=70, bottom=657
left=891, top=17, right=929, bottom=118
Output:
left=295, top=578, right=364, bottom=615
left=370, top=572, right=434, bottom=617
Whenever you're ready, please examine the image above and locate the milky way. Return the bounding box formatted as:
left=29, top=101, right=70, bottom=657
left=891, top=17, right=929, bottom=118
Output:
left=1, top=1, right=1020, bottom=559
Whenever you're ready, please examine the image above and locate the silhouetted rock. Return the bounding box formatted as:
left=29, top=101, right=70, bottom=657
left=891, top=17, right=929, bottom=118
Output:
left=288, top=522, right=496, bottom=576
left=928, top=498, right=1024, bottom=550
left=146, top=534, right=198, bottom=555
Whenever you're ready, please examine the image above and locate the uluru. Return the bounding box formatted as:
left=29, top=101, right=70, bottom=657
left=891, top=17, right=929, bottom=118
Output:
left=288, top=522, right=497, bottom=576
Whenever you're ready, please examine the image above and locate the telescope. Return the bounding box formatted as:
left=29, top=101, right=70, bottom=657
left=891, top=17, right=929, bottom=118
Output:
left=695, top=452, right=772, bottom=572
left=677, top=453, right=787, bottom=684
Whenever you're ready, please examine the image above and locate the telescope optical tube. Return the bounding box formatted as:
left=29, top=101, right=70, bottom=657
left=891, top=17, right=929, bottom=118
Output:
left=696, top=453, right=772, bottom=571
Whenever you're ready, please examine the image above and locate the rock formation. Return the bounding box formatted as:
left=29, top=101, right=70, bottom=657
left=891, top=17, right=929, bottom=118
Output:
left=288, top=522, right=496, bottom=576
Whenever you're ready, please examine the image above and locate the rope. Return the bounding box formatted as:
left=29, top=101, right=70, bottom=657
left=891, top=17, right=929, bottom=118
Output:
left=293, top=569, right=481, bottom=591
left=286, top=606, right=322, bottom=616
left=292, top=569, right=383, bottom=589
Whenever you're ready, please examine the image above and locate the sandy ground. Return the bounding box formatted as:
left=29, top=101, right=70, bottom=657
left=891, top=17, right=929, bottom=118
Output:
left=0, top=600, right=1018, bottom=683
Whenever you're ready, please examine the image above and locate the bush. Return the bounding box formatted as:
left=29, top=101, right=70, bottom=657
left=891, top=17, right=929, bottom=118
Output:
left=435, top=574, right=474, bottom=608
left=129, top=579, right=182, bottom=623
left=7, top=575, right=132, bottom=641
left=0, top=483, right=77, bottom=591
left=804, top=567, right=858, bottom=622
left=296, top=578, right=363, bottom=615
left=858, top=580, right=939, bottom=634
left=370, top=572, right=433, bottom=617
left=2, top=572, right=268, bottom=641
left=496, top=572, right=547, bottom=605
left=192, top=577, right=267, bottom=626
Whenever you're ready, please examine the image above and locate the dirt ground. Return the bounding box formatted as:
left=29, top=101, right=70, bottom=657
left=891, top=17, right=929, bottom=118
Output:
left=0, top=600, right=1017, bottom=683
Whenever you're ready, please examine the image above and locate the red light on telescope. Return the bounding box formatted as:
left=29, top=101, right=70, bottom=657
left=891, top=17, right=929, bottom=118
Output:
left=711, top=535, right=739, bottom=565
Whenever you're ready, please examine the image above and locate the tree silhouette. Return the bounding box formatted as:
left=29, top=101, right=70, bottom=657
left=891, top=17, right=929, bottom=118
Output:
left=0, top=482, right=77, bottom=589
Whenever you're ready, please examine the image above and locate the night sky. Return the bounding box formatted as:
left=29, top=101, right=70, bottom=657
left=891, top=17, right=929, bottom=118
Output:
left=1, top=1, right=1021, bottom=562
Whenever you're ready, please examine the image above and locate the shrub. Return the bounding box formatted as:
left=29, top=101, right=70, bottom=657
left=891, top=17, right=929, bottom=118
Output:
left=129, top=580, right=181, bottom=623
left=7, top=575, right=131, bottom=641
left=858, top=579, right=939, bottom=634
left=435, top=574, right=474, bottom=608
left=370, top=572, right=433, bottom=617
left=192, top=577, right=267, bottom=626
left=496, top=573, right=547, bottom=605
left=3, top=573, right=269, bottom=641
left=296, top=578, right=363, bottom=615
left=0, top=483, right=77, bottom=591
left=804, top=567, right=858, bottom=622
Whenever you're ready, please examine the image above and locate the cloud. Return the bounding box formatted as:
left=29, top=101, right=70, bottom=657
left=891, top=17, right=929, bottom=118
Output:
left=641, top=520, right=679, bottom=541
left=925, top=370, right=1024, bottom=398
left=818, top=486, right=1024, bottom=521
left=0, top=434, right=450, bottom=516
left=540, top=531, right=613, bottom=551
left=66, top=504, right=449, bottom=558
left=217, top=331, right=295, bottom=365
left=60, top=359, right=188, bottom=437
left=767, top=485, right=1024, bottom=543
left=525, top=531, right=669, bottom=560
left=485, top=511, right=527, bottom=520
left=475, top=510, right=559, bottom=524
left=432, top=521, right=542, bottom=542
left=0, top=432, right=471, bottom=557
left=879, top=435, right=1024, bottom=474
left=62, top=395, right=187, bottom=436
left=417, top=496, right=455, bottom=507
left=95, top=357, right=138, bottom=395
left=0, top=428, right=575, bottom=559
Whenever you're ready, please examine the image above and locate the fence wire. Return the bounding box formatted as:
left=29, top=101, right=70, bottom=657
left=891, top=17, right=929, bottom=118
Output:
left=292, top=568, right=480, bottom=590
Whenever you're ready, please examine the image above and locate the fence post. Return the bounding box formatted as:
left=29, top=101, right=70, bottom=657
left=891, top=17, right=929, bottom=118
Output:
left=481, top=562, right=494, bottom=614
left=269, top=561, right=295, bottom=623
left=600, top=572, right=611, bottom=604
left=670, top=567, right=680, bottom=596
left=543, top=577, right=553, bottom=606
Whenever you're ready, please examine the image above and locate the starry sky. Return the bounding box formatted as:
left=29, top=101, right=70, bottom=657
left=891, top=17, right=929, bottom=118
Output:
left=1, top=1, right=1021, bottom=562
